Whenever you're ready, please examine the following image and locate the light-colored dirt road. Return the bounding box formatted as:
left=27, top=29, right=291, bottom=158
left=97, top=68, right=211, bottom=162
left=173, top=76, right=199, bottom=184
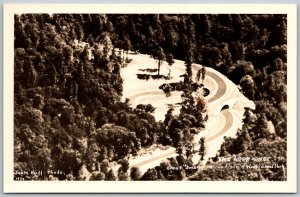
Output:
left=132, top=109, right=232, bottom=168
left=206, top=109, right=233, bottom=142
left=120, top=53, right=254, bottom=172
left=127, top=66, right=232, bottom=168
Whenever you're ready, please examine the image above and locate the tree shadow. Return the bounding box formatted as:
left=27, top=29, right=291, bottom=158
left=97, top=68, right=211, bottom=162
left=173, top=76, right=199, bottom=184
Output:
left=137, top=73, right=169, bottom=80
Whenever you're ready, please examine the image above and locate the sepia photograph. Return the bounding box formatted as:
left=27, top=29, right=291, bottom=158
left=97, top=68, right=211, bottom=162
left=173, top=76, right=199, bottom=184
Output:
left=3, top=4, right=297, bottom=193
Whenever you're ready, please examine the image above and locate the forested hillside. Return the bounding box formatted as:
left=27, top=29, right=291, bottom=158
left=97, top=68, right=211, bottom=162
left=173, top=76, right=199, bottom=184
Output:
left=105, top=14, right=287, bottom=181
left=14, top=14, right=287, bottom=181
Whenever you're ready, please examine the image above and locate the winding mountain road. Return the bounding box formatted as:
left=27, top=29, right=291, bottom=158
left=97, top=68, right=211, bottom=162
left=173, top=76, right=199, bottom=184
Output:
left=120, top=53, right=254, bottom=171
left=131, top=110, right=233, bottom=168
left=127, top=67, right=233, bottom=168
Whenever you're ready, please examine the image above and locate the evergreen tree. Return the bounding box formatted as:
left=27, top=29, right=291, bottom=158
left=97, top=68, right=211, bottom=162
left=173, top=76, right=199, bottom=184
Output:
left=106, top=169, right=117, bottom=181
left=199, top=137, right=206, bottom=161
left=152, top=46, right=166, bottom=77
left=184, top=48, right=193, bottom=83
left=166, top=53, right=175, bottom=78
left=130, top=166, right=142, bottom=180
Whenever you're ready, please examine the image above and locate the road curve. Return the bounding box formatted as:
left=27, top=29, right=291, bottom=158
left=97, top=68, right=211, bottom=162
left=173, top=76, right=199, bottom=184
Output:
left=170, top=63, right=227, bottom=103
left=127, top=68, right=227, bottom=106
left=133, top=149, right=176, bottom=167
left=126, top=61, right=235, bottom=168
left=128, top=90, right=171, bottom=105
left=132, top=109, right=232, bottom=167
left=206, top=109, right=233, bottom=142
left=205, top=72, right=227, bottom=103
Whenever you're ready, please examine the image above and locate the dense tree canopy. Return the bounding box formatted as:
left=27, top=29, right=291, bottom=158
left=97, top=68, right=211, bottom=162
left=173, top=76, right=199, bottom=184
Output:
left=14, top=13, right=287, bottom=181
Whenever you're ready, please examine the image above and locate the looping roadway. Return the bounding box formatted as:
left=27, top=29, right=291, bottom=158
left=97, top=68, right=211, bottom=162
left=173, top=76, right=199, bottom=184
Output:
left=121, top=54, right=250, bottom=170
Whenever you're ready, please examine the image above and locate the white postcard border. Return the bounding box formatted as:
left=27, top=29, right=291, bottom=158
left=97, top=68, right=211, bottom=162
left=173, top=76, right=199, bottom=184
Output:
left=3, top=3, right=297, bottom=193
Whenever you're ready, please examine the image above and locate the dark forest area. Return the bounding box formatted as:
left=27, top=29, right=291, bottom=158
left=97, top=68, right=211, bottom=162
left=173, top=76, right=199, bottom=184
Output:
left=14, top=14, right=286, bottom=181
